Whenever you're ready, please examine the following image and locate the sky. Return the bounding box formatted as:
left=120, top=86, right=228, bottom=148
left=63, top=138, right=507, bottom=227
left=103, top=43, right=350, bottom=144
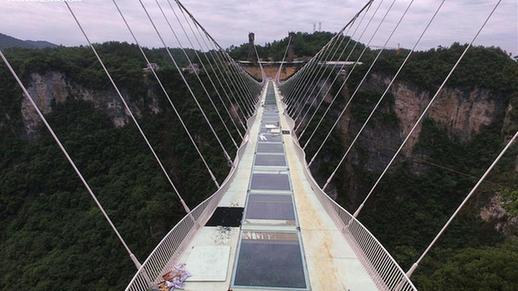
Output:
left=1, top=0, right=517, bottom=55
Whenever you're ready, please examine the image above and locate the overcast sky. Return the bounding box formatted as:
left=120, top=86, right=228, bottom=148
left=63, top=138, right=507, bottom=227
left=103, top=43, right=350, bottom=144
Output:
left=1, top=0, right=517, bottom=55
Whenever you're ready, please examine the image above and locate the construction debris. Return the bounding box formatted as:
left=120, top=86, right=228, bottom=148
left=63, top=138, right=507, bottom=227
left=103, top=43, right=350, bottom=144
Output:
left=157, top=264, right=191, bottom=290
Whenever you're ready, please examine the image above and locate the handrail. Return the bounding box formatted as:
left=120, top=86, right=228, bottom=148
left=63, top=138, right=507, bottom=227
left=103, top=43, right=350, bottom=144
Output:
left=278, top=86, right=416, bottom=291
left=125, top=89, right=262, bottom=291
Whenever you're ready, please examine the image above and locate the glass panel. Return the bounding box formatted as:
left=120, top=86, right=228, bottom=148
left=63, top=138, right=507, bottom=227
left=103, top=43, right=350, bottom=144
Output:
left=255, top=154, right=286, bottom=167
left=205, top=207, right=244, bottom=227
left=245, top=194, right=295, bottom=221
left=258, top=134, right=282, bottom=142
left=261, top=122, right=280, bottom=128
left=257, top=143, right=284, bottom=153
left=260, top=127, right=281, bottom=134
left=251, top=173, right=290, bottom=190
left=234, top=232, right=306, bottom=288
left=262, top=118, right=279, bottom=124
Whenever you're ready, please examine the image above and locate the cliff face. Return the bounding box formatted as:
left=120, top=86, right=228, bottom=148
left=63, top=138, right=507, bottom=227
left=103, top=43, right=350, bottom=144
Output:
left=367, top=73, right=506, bottom=145
left=242, top=64, right=299, bottom=81
left=480, top=194, right=518, bottom=236
left=20, top=71, right=160, bottom=135
left=307, top=71, right=516, bottom=233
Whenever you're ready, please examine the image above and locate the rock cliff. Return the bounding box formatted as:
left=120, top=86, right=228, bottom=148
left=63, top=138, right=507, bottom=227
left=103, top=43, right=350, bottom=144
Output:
left=20, top=71, right=160, bottom=135
left=304, top=71, right=516, bottom=234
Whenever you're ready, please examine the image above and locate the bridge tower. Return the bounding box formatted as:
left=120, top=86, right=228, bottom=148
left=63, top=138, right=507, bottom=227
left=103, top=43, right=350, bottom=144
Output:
left=287, top=32, right=296, bottom=62
left=247, top=32, right=256, bottom=63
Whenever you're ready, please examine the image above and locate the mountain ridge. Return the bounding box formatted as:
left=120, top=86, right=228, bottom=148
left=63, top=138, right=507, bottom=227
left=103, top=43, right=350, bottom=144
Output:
left=0, top=33, right=57, bottom=49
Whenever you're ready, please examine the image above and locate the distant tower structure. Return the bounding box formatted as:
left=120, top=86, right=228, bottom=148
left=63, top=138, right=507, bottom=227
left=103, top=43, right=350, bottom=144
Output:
left=247, top=32, right=256, bottom=63
left=318, top=22, right=322, bottom=31
left=287, top=32, right=296, bottom=62
left=313, top=23, right=316, bottom=32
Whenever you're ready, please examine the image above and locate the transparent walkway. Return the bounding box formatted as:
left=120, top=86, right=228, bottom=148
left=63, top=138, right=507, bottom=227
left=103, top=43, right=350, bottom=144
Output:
left=169, top=81, right=378, bottom=290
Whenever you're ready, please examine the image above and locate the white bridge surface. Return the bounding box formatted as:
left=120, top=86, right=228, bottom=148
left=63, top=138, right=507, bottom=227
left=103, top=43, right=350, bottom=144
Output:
left=125, top=81, right=416, bottom=291
left=170, top=81, right=377, bottom=290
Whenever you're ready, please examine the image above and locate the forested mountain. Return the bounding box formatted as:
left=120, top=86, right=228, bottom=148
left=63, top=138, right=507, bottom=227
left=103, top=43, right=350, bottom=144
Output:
left=291, top=41, right=518, bottom=289
left=0, top=42, right=243, bottom=290
left=229, top=31, right=337, bottom=61
left=0, top=33, right=57, bottom=49
left=0, top=33, right=517, bottom=290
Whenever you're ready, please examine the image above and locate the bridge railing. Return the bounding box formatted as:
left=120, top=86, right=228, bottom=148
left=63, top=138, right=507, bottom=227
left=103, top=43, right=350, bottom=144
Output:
left=279, top=90, right=416, bottom=291
left=125, top=101, right=260, bottom=291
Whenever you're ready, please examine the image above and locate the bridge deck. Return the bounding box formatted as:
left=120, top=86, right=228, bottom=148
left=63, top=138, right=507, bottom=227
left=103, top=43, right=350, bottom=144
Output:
left=169, top=81, right=377, bottom=290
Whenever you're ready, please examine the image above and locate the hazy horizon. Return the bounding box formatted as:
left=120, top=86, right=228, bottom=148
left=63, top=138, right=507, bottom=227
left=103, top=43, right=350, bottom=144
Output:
left=1, top=0, right=517, bottom=55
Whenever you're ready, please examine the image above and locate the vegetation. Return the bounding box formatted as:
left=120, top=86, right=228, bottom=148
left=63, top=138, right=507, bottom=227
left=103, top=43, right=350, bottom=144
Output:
left=229, top=31, right=366, bottom=61
left=286, top=34, right=518, bottom=290
left=374, top=43, right=518, bottom=95
left=502, top=189, right=518, bottom=216
left=0, top=32, right=517, bottom=290
left=416, top=240, right=518, bottom=290
left=0, top=42, right=248, bottom=290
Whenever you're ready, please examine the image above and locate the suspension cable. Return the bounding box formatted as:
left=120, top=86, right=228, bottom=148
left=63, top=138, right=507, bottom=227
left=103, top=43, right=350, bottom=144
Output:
left=153, top=0, right=239, bottom=149
left=285, top=38, right=339, bottom=107
left=0, top=48, right=142, bottom=270
left=175, top=0, right=257, bottom=115
left=406, top=130, right=516, bottom=277
left=307, top=0, right=413, bottom=167
left=284, top=33, right=341, bottom=105
left=289, top=33, right=346, bottom=117
left=137, top=0, right=233, bottom=164
left=289, top=0, right=374, bottom=117
left=190, top=20, right=253, bottom=121
left=294, top=5, right=371, bottom=132
left=168, top=0, right=247, bottom=134
left=351, top=0, right=503, bottom=220
left=285, top=40, right=334, bottom=105
left=285, top=30, right=345, bottom=101
left=188, top=17, right=253, bottom=118
left=228, top=51, right=260, bottom=103
left=323, top=0, right=447, bottom=190
left=204, top=34, right=255, bottom=115
left=111, top=0, right=220, bottom=188
left=184, top=9, right=259, bottom=105
left=275, top=35, right=293, bottom=82
left=253, top=42, right=266, bottom=82
left=291, top=15, right=362, bottom=123
left=65, top=2, right=193, bottom=216
left=300, top=0, right=384, bottom=142
left=283, top=3, right=368, bottom=108
left=166, top=0, right=245, bottom=137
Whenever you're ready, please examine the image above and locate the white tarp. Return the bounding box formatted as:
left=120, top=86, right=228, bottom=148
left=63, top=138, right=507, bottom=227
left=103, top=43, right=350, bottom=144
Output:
left=185, top=246, right=231, bottom=282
